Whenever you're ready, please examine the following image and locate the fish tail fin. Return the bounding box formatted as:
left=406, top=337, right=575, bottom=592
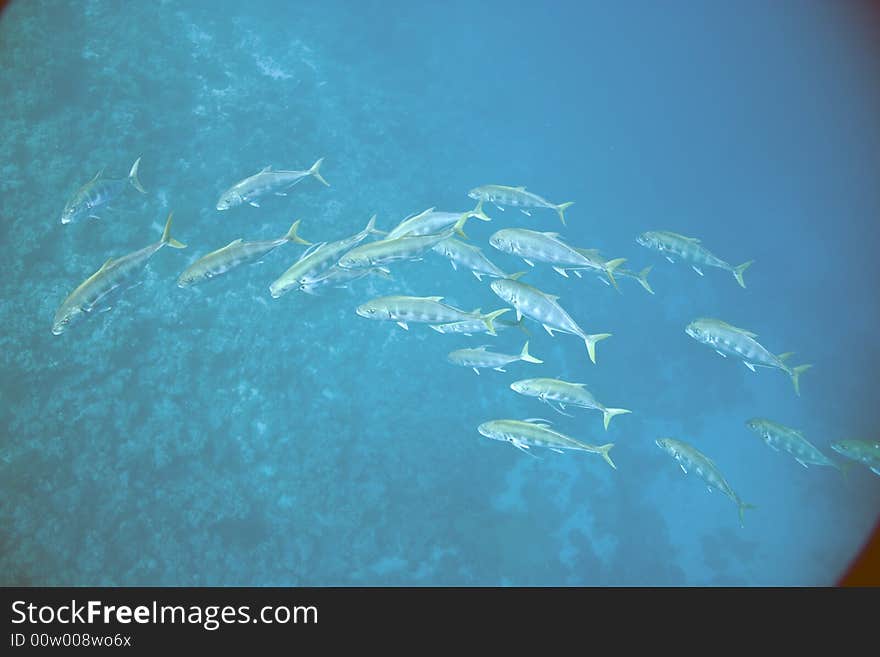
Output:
left=308, top=157, right=330, bottom=187
left=790, top=363, right=813, bottom=396
left=596, top=443, right=616, bottom=470
left=452, top=213, right=470, bottom=239
left=160, top=212, right=186, bottom=249
left=604, top=257, right=626, bottom=291
left=284, top=219, right=311, bottom=245
left=836, top=461, right=853, bottom=482
left=519, top=340, right=543, bottom=364
left=555, top=201, right=574, bottom=225
left=733, top=260, right=754, bottom=288
left=637, top=266, right=655, bottom=294
left=128, top=156, right=146, bottom=194
left=584, top=333, right=612, bottom=364
left=514, top=315, right=531, bottom=336
left=602, top=408, right=632, bottom=431
left=482, top=308, right=511, bottom=336
left=364, top=214, right=384, bottom=236
left=737, top=501, right=757, bottom=527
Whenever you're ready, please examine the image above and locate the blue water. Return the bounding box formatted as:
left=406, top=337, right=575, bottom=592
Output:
left=2, top=0, right=879, bottom=586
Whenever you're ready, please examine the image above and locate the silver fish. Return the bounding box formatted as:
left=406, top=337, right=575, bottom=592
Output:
left=432, top=238, right=508, bottom=282
left=745, top=418, right=843, bottom=473
left=477, top=418, right=616, bottom=468
left=268, top=215, right=379, bottom=298
left=429, top=314, right=529, bottom=337
left=830, top=440, right=880, bottom=477
left=52, top=212, right=186, bottom=334
left=489, top=276, right=611, bottom=363
left=298, top=266, right=390, bottom=295
left=656, top=437, right=755, bottom=527
left=509, top=378, right=631, bottom=430
left=177, top=219, right=310, bottom=288
left=685, top=317, right=812, bottom=395
left=338, top=228, right=454, bottom=270
left=355, top=295, right=509, bottom=333
left=385, top=200, right=490, bottom=240
left=61, top=157, right=146, bottom=224
left=448, top=341, right=542, bottom=375
left=637, top=231, right=753, bottom=288
left=468, top=185, right=574, bottom=224
left=216, top=158, right=329, bottom=210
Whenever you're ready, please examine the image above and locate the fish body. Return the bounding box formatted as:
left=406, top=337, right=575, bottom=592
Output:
left=830, top=440, right=880, bottom=476
left=489, top=228, right=625, bottom=286
left=468, top=185, right=574, bottom=224
left=178, top=220, right=309, bottom=288
left=509, top=378, right=631, bottom=430
left=338, top=228, right=454, bottom=270
left=52, top=212, right=186, bottom=334
left=489, top=277, right=611, bottom=363
left=746, top=418, right=841, bottom=471
left=636, top=230, right=753, bottom=288
left=386, top=200, right=490, bottom=240
left=61, top=157, right=146, bottom=224
left=448, top=341, right=542, bottom=374
left=429, top=315, right=528, bottom=336
left=685, top=317, right=812, bottom=395
left=355, top=295, right=509, bottom=333
left=268, top=216, right=377, bottom=298
left=298, top=266, right=388, bottom=294
left=656, top=437, right=754, bottom=526
left=216, top=158, right=329, bottom=210
left=432, top=238, right=508, bottom=281
left=477, top=419, right=615, bottom=468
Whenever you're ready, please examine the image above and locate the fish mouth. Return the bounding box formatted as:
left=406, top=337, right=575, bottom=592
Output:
left=51, top=325, right=64, bottom=335
left=355, top=307, right=370, bottom=318
left=477, top=423, right=491, bottom=438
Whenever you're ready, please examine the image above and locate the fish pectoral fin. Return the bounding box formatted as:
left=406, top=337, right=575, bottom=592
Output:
left=744, top=361, right=757, bottom=372
left=472, top=271, right=483, bottom=281
left=515, top=309, right=522, bottom=322
left=597, top=275, right=609, bottom=286
left=396, top=321, right=409, bottom=330
left=665, top=256, right=675, bottom=264
left=692, top=266, right=704, bottom=276
left=553, top=267, right=569, bottom=278
left=543, top=324, right=556, bottom=337
left=550, top=448, right=564, bottom=454
left=513, top=441, right=540, bottom=459
left=572, top=270, right=582, bottom=278
left=520, top=209, right=532, bottom=217
left=89, top=214, right=101, bottom=220
left=870, top=466, right=880, bottom=477
left=707, top=486, right=712, bottom=493
left=715, top=350, right=727, bottom=358
left=249, top=201, right=261, bottom=208
left=472, top=367, right=480, bottom=375
left=796, top=458, right=809, bottom=469
left=523, top=259, right=535, bottom=267
left=274, top=192, right=287, bottom=197
left=450, top=260, right=458, bottom=271
left=679, top=463, right=688, bottom=474
left=493, top=367, right=506, bottom=372
left=493, top=204, right=506, bottom=212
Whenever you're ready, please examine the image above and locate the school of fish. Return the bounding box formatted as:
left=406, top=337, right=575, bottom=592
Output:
left=53, top=156, right=877, bottom=529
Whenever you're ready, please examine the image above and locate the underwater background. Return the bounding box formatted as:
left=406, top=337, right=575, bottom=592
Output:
left=1, top=0, right=879, bottom=586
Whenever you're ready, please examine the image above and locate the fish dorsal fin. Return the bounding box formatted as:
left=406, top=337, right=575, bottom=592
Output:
left=298, top=242, right=326, bottom=260
left=508, top=271, right=527, bottom=281
left=777, top=351, right=795, bottom=362
left=259, top=165, right=273, bottom=173
left=523, top=417, right=552, bottom=425
left=426, top=296, right=444, bottom=302
left=98, top=257, right=115, bottom=270
left=716, top=319, right=757, bottom=338
left=546, top=292, right=560, bottom=301
left=542, top=232, right=561, bottom=239
left=516, top=186, right=527, bottom=191
left=575, top=247, right=600, bottom=258
left=684, top=235, right=701, bottom=243
left=90, top=168, right=105, bottom=182
left=474, top=345, right=490, bottom=351
left=471, top=308, right=482, bottom=314
left=225, top=238, right=244, bottom=248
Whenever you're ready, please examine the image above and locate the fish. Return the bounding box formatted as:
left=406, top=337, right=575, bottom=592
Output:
left=337, top=228, right=454, bottom=270
left=355, top=295, right=510, bottom=333
left=509, top=378, right=631, bottom=430
left=216, top=158, right=329, bottom=210
left=745, top=418, right=844, bottom=473
left=830, top=440, right=880, bottom=477
left=298, top=266, right=390, bottom=295
left=685, top=317, right=812, bottom=395
left=477, top=418, right=616, bottom=468
left=489, top=275, right=611, bottom=363
left=636, top=231, right=753, bottom=288
left=52, top=212, right=186, bottom=334
left=432, top=238, right=508, bottom=281
left=60, top=157, right=146, bottom=224
left=448, top=341, right=543, bottom=375
left=268, top=215, right=379, bottom=298
left=177, top=219, right=310, bottom=288
left=489, top=228, right=625, bottom=288
left=468, top=185, right=574, bottom=225
left=655, top=438, right=755, bottom=527
left=385, top=200, right=490, bottom=240
left=429, top=314, right=529, bottom=337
